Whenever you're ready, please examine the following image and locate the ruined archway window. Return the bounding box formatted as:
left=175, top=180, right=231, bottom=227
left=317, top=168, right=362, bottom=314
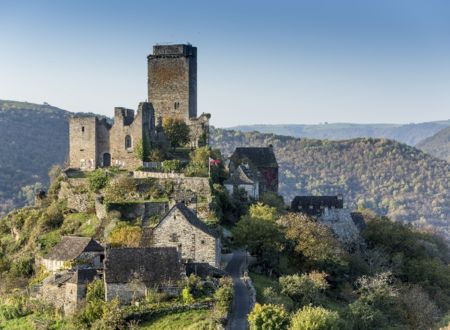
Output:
left=125, top=135, right=132, bottom=149
left=174, top=102, right=180, bottom=109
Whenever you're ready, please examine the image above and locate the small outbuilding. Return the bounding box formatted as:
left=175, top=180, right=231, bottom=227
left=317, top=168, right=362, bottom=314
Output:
left=104, top=247, right=184, bottom=304
left=224, top=164, right=259, bottom=200
left=41, top=236, right=104, bottom=272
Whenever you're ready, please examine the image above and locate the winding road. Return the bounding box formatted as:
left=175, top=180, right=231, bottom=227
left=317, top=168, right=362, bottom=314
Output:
left=225, top=250, right=252, bottom=330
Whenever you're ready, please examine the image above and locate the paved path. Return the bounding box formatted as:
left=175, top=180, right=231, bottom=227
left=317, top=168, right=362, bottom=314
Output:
left=225, top=251, right=252, bottom=330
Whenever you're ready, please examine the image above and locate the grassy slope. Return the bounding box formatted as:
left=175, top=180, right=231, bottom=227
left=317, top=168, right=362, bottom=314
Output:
left=137, top=309, right=211, bottom=329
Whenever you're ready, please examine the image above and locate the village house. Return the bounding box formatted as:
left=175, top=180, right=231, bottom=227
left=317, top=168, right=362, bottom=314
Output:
left=228, top=146, right=279, bottom=196
left=38, top=269, right=101, bottom=315
left=104, top=247, right=184, bottom=304
left=41, top=236, right=104, bottom=272
left=224, top=164, right=259, bottom=200
left=149, top=203, right=221, bottom=268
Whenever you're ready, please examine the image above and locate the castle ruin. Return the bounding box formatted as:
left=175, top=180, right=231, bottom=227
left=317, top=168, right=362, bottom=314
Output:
left=69, top=44, right=210, bottom=171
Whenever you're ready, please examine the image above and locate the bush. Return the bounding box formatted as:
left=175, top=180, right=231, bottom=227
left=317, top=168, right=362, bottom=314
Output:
left=163, top=117, right=190, bottom=149
left=0, top=291, right=31, bottom=320
left=182, top=287, right=195, bottom=304
left=10, top=255, right=34, bottom=277
left=290, top=305, right=340, bottom=330
left=248, top=303, right=290, bottom=330
left=107, top=224, right=142, bottom=247
left=44, top=202, right=64, bottom=228
left=214, top=277, right=233, bottom=314
left=279, top=272, right=329, bottom=307
left=347, top=299, right=386, bottom=330
left=88, top=169, right=109, bottom=191
left=162, top=159, right=183, bottom=173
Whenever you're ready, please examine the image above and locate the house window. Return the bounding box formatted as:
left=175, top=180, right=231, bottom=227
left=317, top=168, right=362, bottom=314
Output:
left=174, top=102, right=180, bottom=109
left=170, top=233, right=178, bottom=242
left=81, top=126, right=85, bottom=133
left=125, top=135, right=132, bottom=149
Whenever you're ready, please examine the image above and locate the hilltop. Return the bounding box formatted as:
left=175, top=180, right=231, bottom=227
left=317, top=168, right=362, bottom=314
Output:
left=0, top=100, right=70, bottom=215
left=417, top=126, right=450, bottom=162
left=229, top=121, right=450, bottom=146
left=210, top=128, right=450, bottom=239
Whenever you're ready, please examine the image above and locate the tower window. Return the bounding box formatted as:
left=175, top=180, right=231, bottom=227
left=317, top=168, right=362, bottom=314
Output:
left=174, top=102, right=180, bottom=109
left=125, top=135, right=132, bottom=149
left=81, top=126, right=85, bottom=133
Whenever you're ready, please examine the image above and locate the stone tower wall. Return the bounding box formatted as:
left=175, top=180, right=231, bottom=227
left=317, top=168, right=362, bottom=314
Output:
left=147, top=44, right=197, bottom=123
left=69, top=117, right=97, bottom=170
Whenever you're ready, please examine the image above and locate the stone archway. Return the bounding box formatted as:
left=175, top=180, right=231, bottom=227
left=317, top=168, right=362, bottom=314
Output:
left=103, top=153, right=111, bottom=167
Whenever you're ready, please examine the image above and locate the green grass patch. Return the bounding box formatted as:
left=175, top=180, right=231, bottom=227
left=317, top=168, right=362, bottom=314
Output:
left=0, top=315, right=34, bottom=330
left=38, top=229, right=61, bottom=255
left=250, top=272, right=295, bottom=311
left=138, top=309, right=211, bottom=329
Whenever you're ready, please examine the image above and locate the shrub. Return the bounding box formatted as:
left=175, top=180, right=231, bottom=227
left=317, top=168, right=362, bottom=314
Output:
left=88, top=169, right=109, bottom=191
left=44, top=203, right=64, bottom=228
left=10, top=255, right=34, bottom=277
left=182, top=287, right=195, bottom=304
left=248, top=303, right=290, bottom=330
left=162, top=159, right=183, bottom=173
left=347, top=299, right=386, bottom=330
left=214, top=277, right=233, bottom=314
left=0, top=291, right=31, bottom=320
left=290, top=305, right=340, bottom=330
left=107, top=224, right=142, bottom=247
left=279, top=272, right=329, bottom=307
left=185, top=274, right=205, bottom=298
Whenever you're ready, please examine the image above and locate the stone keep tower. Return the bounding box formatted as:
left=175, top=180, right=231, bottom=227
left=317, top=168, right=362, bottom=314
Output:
left=147, top=44, right=197, bottom=123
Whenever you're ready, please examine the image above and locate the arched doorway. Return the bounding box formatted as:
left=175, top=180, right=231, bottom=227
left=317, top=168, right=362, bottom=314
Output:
left=103, top=153, right=111, bottom=167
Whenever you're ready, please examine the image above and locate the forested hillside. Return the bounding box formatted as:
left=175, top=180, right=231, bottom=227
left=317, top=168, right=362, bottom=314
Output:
left=210, top=128, right=450, bottom=239
left=0, top=101, right=69, bottom=216
left=230, top=121, right=450, bottom=146
left=417, top=126, right=450, bottom=162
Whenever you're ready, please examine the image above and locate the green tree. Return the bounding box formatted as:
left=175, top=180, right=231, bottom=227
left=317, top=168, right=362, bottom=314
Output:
left=279, top=272, right=329, bottom=307
left=135, top=136, right=150, bottom=161
left=249, top=203, right=278, bottom=222
left=280, top=213, right=348, bottom=273
left=88, top=169, right=109, bottom=191
left=290, top=305, right=340, bottom=330
left=248, top=304, right=290, bottom=330
left=163, top=117, right=190, bottom=149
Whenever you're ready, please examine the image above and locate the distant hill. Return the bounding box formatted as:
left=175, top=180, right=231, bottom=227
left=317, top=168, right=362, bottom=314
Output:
left=210, top=128, right=450, bottom=239
left=0, top=100, right=70, bottom=216
left=228, top=121, right=450, bottom=146
left=416, top=126, right=450, bottom=162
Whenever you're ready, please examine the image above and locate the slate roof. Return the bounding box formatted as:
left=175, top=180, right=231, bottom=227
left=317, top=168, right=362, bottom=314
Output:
left=157, top=203, right=219, bottom=238
left=224, top=165, right=257, bottom=186
left=44, top=236, right=104, bottom=261
left=104, top=247, right=183, bottom=285
left=231, top=147, right=278, bottom=168
left=291, top=196, right=344, bottom=215
left=68, top=269, right=100, bottom=284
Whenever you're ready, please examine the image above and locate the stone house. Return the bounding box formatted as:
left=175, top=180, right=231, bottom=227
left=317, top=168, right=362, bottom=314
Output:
left=229, top=146, right=279, bottom=195
left=224, top=164, right=259, bottom=199
left=39, top=269, right=100, bottom=315
left=41, top=236, right=104, bottom=272
left=150, top=203, right=221, bottom=268
left=104, top=247, right=184, bottom=304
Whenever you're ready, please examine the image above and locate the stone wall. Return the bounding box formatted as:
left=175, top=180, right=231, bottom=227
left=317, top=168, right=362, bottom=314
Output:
left=69, top=117, right=97, bottom=170
left=58, top=179, right=93, bottom=213
left=151, top=207, right=220, bottom=267
left=133, top=171, right=211, bottom=198
left=147, top=44, right=197, bottom=122
left=105, top=282, right=147, bottom=304
left=319, top=208, right=361, bottom=246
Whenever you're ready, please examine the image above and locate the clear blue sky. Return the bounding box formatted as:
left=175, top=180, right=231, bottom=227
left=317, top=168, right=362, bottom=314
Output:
left=1, top=0, right=449, bottom=126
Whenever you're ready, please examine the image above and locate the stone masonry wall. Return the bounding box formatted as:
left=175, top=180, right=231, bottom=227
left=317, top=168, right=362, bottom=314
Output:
left=151, top=208, right=219, bottom=267
left=147, top=45, right=197, bottom=122
left=69, top=117, right=97, bottom=170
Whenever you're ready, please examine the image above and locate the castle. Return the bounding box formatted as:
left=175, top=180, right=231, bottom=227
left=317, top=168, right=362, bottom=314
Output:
left=69, top=44, right=210, bottom=171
